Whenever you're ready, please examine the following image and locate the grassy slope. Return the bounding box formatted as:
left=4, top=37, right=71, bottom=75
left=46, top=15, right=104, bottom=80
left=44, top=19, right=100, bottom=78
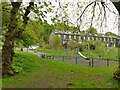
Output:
left=36, top=48, right=118, bottom=60
left=2, top=51, right=118, bottom=88
left=81, top=50, right=118, bottom=60
left=36, top=48, right=70, bottom=56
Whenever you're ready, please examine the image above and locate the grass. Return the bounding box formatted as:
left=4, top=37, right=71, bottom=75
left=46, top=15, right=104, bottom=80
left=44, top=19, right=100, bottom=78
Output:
left=80, top=49, right=118, bottom=60
left=2, top=51, right=119, bottom=88
left=36, top=47, right=118, bottom=60
left=36, top=47, right=74, bottom=56
left=12, top=50, right=40, bottom=73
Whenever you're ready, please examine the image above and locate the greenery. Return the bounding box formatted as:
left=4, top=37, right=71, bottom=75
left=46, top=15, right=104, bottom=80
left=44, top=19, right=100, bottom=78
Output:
left=36, top=47, right=67, bottom=56
left=105, top=32, right=117, bottom=37
left=49, top=34, right=61, bottom=49
left=1, top=0, right=120, bottom=84
left=12, top=51, right=40, bottom=74
left=36, top=46, right=118, bottom=60
left=80, top=48, right=118, bottom=60
left=86, top=27, right=98, bottom=35
left=2, top=51, right=118, bottom=88
left=68, top=40, right=78, bottom=50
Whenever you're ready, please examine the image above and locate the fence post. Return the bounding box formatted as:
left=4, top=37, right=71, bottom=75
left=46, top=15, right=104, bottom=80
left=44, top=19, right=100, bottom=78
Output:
left=89, top=58, right=91, bottom=66
left=52, top=55, right=54, bottom=59
left=107, top=59, right=109, bottom=66
left=75, top=57, right=77, bottom=65
left=92, top=58, right=94, bottom=67
left=62, top=56, right=64, bottom=61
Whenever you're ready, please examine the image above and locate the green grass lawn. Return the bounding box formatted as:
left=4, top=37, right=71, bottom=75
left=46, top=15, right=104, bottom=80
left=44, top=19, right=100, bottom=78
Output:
left=36, top=47, right=74, bottom=56
left=2, top=51, right=119, bottom=88
left=80, top=49, right=118, bottom=60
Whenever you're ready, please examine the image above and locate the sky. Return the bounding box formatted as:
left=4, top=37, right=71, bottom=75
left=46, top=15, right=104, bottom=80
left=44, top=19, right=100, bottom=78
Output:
left=44, top=0, right=119, bottom=35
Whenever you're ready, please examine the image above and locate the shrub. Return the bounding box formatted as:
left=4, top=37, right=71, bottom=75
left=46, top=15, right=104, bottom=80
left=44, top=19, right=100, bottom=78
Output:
left=85, top=40, right=95, bottom=50
left=68, top=40, right=78, bottom=50
left=12, top=51, right=39, bottom=74
left=49, top=34, right=61, bottom=49
left=77, top=43, right=84, bottom=51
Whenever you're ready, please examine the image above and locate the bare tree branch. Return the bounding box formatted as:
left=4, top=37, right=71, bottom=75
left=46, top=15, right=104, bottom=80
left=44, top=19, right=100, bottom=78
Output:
left=100, top=2, right=106, bottom=31
left=90, top=2, right=96, bottom=27
left=104, top=4, right=119, bottom=15
left=97, top=2, right=102, bottom=21
left=77, top=1, right=95, bottom=31
left=77, top=1, right=95, bottom=21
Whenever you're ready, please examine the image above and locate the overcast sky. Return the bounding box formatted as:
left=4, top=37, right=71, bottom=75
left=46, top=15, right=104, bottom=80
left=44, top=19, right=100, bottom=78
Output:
left=44, top=0, right=119, bottom=35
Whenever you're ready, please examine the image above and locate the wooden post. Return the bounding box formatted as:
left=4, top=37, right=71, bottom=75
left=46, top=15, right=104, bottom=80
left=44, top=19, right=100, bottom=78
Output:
left=52, top=55, right=54, bottom=59
left=62, top=56, right=64, bottom=61
left=92, top=58, right=94, bottom=67
left=88, top=44, right=91, bottom=66
left=75, top=57, right=77, bottom=65
left=107, top=59, right=109, bottom=66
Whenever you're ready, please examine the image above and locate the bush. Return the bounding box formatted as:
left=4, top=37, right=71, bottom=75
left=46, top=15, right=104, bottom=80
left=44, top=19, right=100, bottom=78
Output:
left=68, top=40, right=78, bottom=50
left=77, top=43, right=84, bottom=51
left=85, top=40, right=95, bottom=50
left=49, top=34, right=61, bottom=49
left=12, top=51, right=39, bottom=74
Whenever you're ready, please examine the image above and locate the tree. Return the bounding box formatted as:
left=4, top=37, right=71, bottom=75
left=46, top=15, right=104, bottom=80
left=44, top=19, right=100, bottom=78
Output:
left=86, top=40, right=96, bottom=50
left=2, top=1, right=54, bottom=76
left=49, top=34, right=61, bottom=49
left=86, top=27, right=98, bottom=35
left=43, top=22, right=53, bottom=44
left=2, top=2, right=22, bottom=76
left=95, top=40, right=106, bottom=56
left=68, top=40, right=78, bottom=50
left=105, top=32, right=117, bottom=37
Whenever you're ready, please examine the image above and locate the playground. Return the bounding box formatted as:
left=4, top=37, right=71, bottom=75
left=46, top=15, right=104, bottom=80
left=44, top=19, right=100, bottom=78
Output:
left=21, top=46, right=119, bottom=67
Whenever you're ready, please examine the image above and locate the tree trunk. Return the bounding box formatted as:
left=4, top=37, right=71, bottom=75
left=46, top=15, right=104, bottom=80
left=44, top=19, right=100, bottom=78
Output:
left=2, top=2, right=21, bottom=76
left=2, top=2, right=34, bottom=76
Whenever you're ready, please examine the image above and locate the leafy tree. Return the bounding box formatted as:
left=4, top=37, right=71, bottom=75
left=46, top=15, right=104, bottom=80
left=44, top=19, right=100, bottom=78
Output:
left=49, top=34, right=61, bottom=49
left=105, top=32, right=117, bottom=37
left=77, top=43, right=84, bottom=51
left=95, top=40, right=106, bottom=57
left=43, top=22, right=53, bottom=44
left=86, top=27, right=98, bottom=35
left=2, top=1, right=54, bottom=76
left=68, top=40, right=78, bottom=50
left=86, top=40, right=95, bottom=50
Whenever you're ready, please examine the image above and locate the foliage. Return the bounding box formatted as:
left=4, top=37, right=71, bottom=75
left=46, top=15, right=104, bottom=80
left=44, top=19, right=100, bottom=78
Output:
left=12, top=51, right=40, bottom=74
left=95, top=40, right=106, bottom=54
left=51, top=2, right=71, bottom=31
left=2, top=2, right=10, bottom=30
left=68, top=40, right=78, bottom=50
left=49, top=34, right=61, bottom=49
left=86, top=40, right=95, bottom=50
left=105, top=32, right=117, bottom=37
left=77, top=43, right=84, bottom=51
left=86, top=27, right=98, bottom=35
left=43, top=22, right=53, bottom=44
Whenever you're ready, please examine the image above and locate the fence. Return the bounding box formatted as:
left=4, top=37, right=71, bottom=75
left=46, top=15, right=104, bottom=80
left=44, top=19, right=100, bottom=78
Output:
left=17, top=48, right=119, bottom=67
left=40, top=54, right=118, bottom=67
